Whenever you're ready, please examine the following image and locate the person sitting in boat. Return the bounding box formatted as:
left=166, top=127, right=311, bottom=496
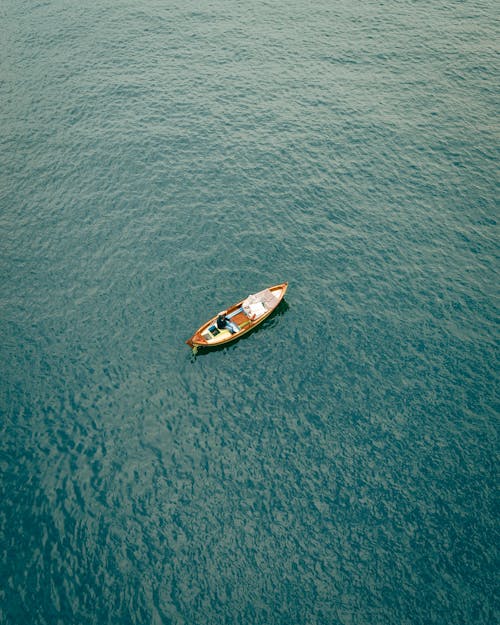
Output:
left=217, top=311, right=237, bottom=334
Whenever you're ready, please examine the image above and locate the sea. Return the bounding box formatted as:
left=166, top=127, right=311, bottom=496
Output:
left=1, top=1, right=498, bottom=624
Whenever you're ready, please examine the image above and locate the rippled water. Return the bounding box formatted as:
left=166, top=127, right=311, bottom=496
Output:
left=1, top=1, right=498, bottom=624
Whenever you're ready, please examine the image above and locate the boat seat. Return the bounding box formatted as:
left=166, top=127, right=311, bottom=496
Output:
left=230, top=310, right=249, bottom=327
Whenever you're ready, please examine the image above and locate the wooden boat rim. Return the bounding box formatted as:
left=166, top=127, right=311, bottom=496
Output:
left=186, top=282, right=288, bottom=348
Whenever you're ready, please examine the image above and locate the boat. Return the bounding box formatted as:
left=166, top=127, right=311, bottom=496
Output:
left=186, top=282, right=288, bottom=349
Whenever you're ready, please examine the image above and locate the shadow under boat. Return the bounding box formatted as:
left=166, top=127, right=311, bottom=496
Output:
left=190, top=299, right=290, bottom=358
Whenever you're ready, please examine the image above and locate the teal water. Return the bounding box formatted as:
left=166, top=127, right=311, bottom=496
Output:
left=1, top=1, right=498, bottom=623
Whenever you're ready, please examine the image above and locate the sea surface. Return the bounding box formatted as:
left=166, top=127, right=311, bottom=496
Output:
left=1, top=1, right=498, bottom=624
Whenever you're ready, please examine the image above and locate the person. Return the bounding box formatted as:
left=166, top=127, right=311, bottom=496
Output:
left=216, top=312, right=228, bottom=329
left=217, top=311, right=237, bottom=334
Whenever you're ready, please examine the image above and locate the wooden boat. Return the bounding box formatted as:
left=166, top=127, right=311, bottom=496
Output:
left=186, top=282, right=288, bottom=349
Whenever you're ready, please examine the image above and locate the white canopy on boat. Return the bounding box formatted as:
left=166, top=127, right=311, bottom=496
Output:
left=242, top=288, right=278, bottom=320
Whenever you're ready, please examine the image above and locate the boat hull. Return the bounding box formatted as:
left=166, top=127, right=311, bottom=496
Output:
left=186, top=282, right=288, bottom=348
